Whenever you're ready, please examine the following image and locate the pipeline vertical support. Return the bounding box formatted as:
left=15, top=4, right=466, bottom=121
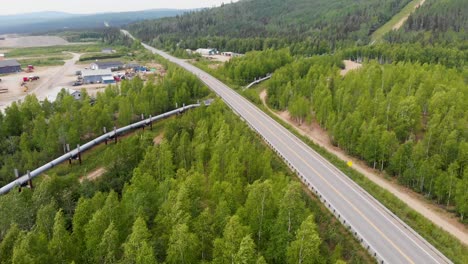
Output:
left=149, top=115, right=153, bottom=130
left=114, top=126, right=118, bottom=144
left=77, top=144, right=82, bottom=165
left=67, top=144, right=71, bottom=165
left=141, top=114, right=145, bottom=131
left=103, top=127, right=108, bottom=145
left=14, top=169, right=21, bottom=192
left=27, top=170, right=33, bottom=190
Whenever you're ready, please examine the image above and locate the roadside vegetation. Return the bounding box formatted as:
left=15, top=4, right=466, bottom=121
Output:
left=186, top=48, right=468, bottom=262
left=258, top=103, right=468, bottom=264
left=0, top=55, right=372, bottom=263
left=212, top=49, right=468, bottom=225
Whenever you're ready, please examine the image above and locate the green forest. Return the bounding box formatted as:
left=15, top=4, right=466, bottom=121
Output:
left=128, top=0, right=414, bottom=52
left=216, top=48, right=468, bottom=222
left=1, top=0, right=468, bottom=262
left=0, top=64, right=207, bottom=186
left=0, top=60, right=371, bottom=263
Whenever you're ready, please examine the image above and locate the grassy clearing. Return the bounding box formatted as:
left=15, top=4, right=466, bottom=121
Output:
left=17, top=57, right=68, bottom=67
left=5, top=44, right=105, bottom=57
left=79, top=52, right=126, bottom=62
left=371, top=0, right=425, bottom=43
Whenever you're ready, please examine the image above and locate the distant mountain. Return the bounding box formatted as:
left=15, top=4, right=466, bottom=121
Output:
left=0, top=11, right=77, bottom=24
left=0, top=9, right=188, bottom=34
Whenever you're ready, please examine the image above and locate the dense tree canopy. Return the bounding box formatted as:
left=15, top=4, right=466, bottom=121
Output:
left=0, top=100, right=370, bottom=263
left=128, top=0, right=414, bottom=51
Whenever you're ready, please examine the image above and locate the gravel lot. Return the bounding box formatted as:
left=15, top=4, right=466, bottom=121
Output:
left=0, top=35, right=69, bottom=48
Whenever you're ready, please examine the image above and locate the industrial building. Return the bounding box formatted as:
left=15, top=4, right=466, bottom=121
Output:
left=221, top=52, right=243, bottom=57
left=90, top=61, right=123, bottom=70
left=81, top=69, right=113, bottom=84
left=0, top=59, right=21, bottom=74
left=195, top=48, right=218, bottom=56
left=102, top=76, right=116, bottom=84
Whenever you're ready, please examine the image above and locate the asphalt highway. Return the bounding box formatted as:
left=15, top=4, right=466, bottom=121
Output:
left=123, top=30, right=452, bottom=264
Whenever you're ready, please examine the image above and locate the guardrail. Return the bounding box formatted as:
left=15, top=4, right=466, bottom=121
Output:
left=221, top=97, right=390, bottom=263
left=0, top=100, right=213, bottom=195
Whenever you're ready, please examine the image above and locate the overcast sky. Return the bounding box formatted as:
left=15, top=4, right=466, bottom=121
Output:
left=1, top=0, right=238, bottom=15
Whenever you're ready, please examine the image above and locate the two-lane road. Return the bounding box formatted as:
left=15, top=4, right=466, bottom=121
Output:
left=123, top=30, right=452, bottom=264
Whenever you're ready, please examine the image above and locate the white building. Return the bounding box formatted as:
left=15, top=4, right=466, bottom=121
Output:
left=81, top=69, right=113, bottom=84
left=195, top=48, right=218, bottom=56
left=68, top=89, right=82, bottom=100
left=90, top=61, right=123, bottom=70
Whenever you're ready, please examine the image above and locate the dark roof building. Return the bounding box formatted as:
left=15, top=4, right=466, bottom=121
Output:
left=81, top=69, right=113, bottom=84
left=0, top=59, right=21, bottom=74
left=90, top=61, right=123, bottom=70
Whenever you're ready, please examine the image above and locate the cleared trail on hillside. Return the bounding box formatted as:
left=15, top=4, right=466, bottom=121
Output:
left=371, top=0, right=426, bottom=43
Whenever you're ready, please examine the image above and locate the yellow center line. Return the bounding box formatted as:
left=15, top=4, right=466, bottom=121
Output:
left=217, top=82, right=415, bottom=264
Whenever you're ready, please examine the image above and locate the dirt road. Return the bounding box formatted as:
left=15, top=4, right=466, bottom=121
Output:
left=33, top=53, right=81, bottom=100
left=259, top=89, right=468, bottom=245
left=340, top=60, right=362, bottom=76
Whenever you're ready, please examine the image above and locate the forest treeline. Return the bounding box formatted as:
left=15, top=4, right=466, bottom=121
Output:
left=341, top=43, right=466, bottom=69
left=384, top=0, right=467, bottom=45
left=127, top=0, right=414, bottom=51
left=227, top=51, right=468, bottom=221
left=0, top=99, right=369, bottom=263
left=0, top=65, right=208, bottom=186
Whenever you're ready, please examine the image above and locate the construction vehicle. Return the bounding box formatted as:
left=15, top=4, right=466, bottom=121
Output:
left=22, top=76, right=40, bottom=82
left=25, top=65, right=34, bottom=73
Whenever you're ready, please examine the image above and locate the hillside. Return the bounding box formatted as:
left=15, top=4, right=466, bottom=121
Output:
left=128, top=0, right=413, bottom=52
left=384, top=0, right=468, bottom=45
left=0, top=9, right=187, bottom=35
